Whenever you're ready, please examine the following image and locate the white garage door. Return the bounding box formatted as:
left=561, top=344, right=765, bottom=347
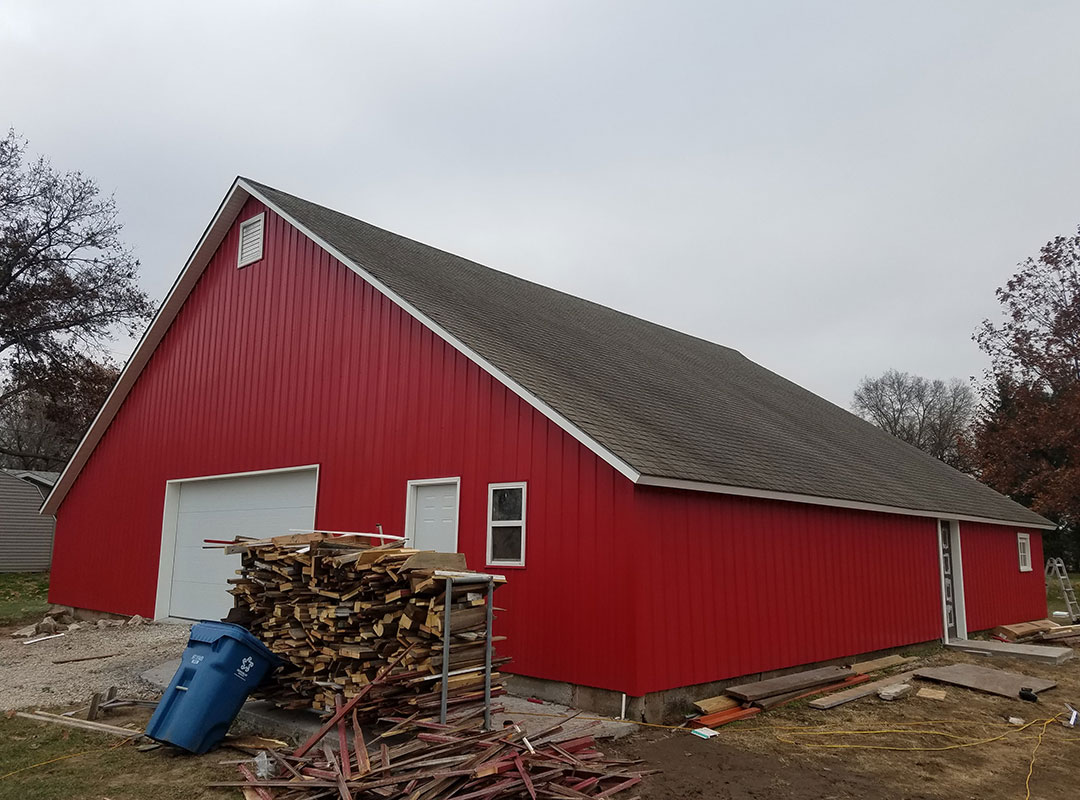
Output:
left=167, top=468, right=317, bottom=620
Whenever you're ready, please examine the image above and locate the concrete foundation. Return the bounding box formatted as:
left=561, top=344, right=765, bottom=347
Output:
left=59, top=604, right=129, bottom=623
left=507, top=641, right=938, bottom=723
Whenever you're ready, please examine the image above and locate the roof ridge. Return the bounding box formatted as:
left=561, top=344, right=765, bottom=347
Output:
left=242, top=178, right=746, bottom=361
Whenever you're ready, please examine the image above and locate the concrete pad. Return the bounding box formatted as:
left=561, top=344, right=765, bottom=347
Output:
left=140, top=659, right=637, bottom=746
left=232, top=700, right=326, bottom=743
left=944, top=639, right=1074, bottom=665
left=496, top=694, right=636, bottom=740
left=140, top=658, right=180, bottom=689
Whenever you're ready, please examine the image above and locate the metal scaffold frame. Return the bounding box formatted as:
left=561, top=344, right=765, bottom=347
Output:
left=436, top=570, right=497, bottom=730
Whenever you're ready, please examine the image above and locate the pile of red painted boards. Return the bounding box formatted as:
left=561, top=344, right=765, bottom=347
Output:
left=214, top=689, right=650, bottom=799
left=691, top=665, right=872, bottom=727
left=225, top=532, right=508, bottom=726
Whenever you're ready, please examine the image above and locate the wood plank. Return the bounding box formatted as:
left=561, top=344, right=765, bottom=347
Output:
left=726, top=666, right=854, bottom=702
left=753, top=674, right=870, bottom=710
left=695, top=706, right=761, bottom=728
left=402, top=552, right=468, bottom=571
left=916, top=687, right=947, bottom=700
left=691, top=695, right=741, bottom=715
left=16, top=711, right=142, bottom=737
left=293, top=645, right=415, bottom=757
left=849, top=655, right=916, bottom=674
left=914, top=664, right=1056, bottom=698
left=1039, top=625, right=1080, bottom=640
left=808, top=670, right=921, bottom=709
left=944, top=639, right=1074, bottom=665
left=992, top=620, right=1059, bottom=641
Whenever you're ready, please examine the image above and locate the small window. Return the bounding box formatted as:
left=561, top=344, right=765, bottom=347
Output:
left=237, top=212, right=265, bottom=267
left=487, top=482, right=526, bottom=567
left=1017, top=532, right=1032, bottom=572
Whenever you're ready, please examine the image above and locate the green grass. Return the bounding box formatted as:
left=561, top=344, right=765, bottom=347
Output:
left=1046, top=571, right=1079, bottom=618
left=0, top=573, right=50, bottom=626
left=0, top=716, right=232, bottom=800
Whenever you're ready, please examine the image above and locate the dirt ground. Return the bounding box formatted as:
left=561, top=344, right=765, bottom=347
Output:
left=0, top=707, right=234, bottom=800
left=607, top=644, right=1080, bottom=799
left=3, top=627, right=1080, bottom=799
left=0, top=619, right=190, bottom=710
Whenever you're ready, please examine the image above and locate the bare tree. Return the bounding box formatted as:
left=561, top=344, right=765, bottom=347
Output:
left=0, top=129, right=151, bottom=467
left=852, top=369, right=976, bottom=469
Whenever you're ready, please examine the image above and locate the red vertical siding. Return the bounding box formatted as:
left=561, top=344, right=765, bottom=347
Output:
left=626, top=486, right=944, bottom=696
left=49, top=199, right=634, bottom=692
left=961, top=522, right=1046, bottom=631
left=50, top=198, right=1044, bottom=697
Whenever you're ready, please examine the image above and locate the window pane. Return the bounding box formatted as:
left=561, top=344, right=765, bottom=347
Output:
left=491, top=488, right=523, bottom=521
left=491, top=525, right=523, bottom=562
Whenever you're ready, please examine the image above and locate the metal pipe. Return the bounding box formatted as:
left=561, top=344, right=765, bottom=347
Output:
left=440, top=576, right=453, bottom=724
left=286, top=528, right=408, bottom=541
left=484, top=576, right=494, bottom=731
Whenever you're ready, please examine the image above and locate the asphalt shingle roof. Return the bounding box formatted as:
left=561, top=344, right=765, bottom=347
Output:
left=249, top=180, right=1051, bottom=528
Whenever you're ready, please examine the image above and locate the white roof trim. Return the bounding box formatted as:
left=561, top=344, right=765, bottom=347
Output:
left=41, top=179, right=640, bottom=515
left=636, top=475, right=1057, bottom=530
left=42, top=180, right=253, bottom=515
left=41, top=177, right=1054, bottom=534
left=238, top=180, right=641, bottom=486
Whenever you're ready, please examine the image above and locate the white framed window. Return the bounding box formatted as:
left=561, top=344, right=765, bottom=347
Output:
left=487, top=482, right=526, bottom=567
left=237, top=212, right=265, bottom=267
left=1017, top=532, right=1032, bottom=572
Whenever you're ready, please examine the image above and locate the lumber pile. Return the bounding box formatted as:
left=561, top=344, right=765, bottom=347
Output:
left=690, top=665, right=870, bottom=727
left=226, top=532, right=507, bottom=727
left=993, top=618, right=1080, bottom=645
left=216, top=713, right=650, bottom=799
left=690, top=656, right=922, bottom=724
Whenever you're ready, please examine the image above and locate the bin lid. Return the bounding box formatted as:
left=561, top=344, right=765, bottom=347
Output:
left=188, top=621, right=283, bottom=666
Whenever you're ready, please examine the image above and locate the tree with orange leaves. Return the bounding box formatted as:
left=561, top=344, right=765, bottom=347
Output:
left=974, top=228, right=1080, bottom=562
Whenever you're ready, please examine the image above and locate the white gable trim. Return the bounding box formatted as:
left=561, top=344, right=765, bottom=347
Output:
left=238, top=180, right=641, bottom=486
left=41, top=180, right=253, bottom=515
left=636, top=475, right=1057, bottom=530
left=41, top=179, right=639, bottom=515
left=41, top=177, right=1056, bottom=533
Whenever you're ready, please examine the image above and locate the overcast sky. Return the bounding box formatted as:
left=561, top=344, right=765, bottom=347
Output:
left=3, top=1, right=1079, bottom=407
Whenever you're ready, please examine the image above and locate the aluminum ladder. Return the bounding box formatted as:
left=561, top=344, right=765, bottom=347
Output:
left=1046, top=558, right=1080, bottom=623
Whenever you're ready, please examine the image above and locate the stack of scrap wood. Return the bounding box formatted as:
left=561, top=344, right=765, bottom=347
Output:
left=691, top=655, right=917, bottom=725
left=993, top=619, right=1080, bottom=644
left=216, top=708, right=649, bottom=799
left=226, top=532, right=507, bottom=727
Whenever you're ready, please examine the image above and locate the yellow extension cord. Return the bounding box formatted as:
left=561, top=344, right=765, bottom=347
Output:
left=509, top=709, right=1074, bottom=798
left=3, top=711, right=1071, bottom=797
left=0, top=736, right=134, bottom=781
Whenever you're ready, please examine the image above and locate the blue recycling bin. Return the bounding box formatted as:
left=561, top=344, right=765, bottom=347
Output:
left=146, top=621, right=280, bottom=753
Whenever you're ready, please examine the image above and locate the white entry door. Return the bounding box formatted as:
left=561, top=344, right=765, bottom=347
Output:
left=407, top=479, right=459, bottom=553
left=163, top=467, right=317, bottom=620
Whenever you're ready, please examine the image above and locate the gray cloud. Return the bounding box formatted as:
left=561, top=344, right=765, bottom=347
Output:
left=3, top=0, right=1079, bottom=406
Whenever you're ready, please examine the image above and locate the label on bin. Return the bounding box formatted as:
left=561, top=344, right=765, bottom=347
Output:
left=234, top=655, right=255, bottom=681
left=190, top=654, right=204, bottom=665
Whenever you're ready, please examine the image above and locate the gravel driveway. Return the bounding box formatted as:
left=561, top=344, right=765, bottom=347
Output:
left=0, top=621, right=191, bottom=710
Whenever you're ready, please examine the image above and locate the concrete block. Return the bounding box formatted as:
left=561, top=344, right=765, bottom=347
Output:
left=877, top=683, right=911, bottom=701
left=505, top=674, right=573, bottom=706
left=571, top=684, right=623, bottom=718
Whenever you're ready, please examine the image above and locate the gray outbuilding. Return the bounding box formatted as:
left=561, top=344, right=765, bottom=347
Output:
left=0, top=469, right=58, bottom=572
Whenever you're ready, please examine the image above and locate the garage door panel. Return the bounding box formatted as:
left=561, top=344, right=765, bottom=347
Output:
left=167, top=469, right=316, bottom=620
left=170, top=543, right=240, bottom=584
left=176, top=505, right=314, bottom=541
left=170, top=581, right=236, bottom=623
left=176, top=471, right=316, bottom=513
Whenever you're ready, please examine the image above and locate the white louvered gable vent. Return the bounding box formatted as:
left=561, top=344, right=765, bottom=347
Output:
left=237, top=212, right=265, bottom=267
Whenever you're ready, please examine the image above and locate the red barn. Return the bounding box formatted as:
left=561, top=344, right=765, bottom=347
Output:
left=43, top=178, right=1053, bottom=719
